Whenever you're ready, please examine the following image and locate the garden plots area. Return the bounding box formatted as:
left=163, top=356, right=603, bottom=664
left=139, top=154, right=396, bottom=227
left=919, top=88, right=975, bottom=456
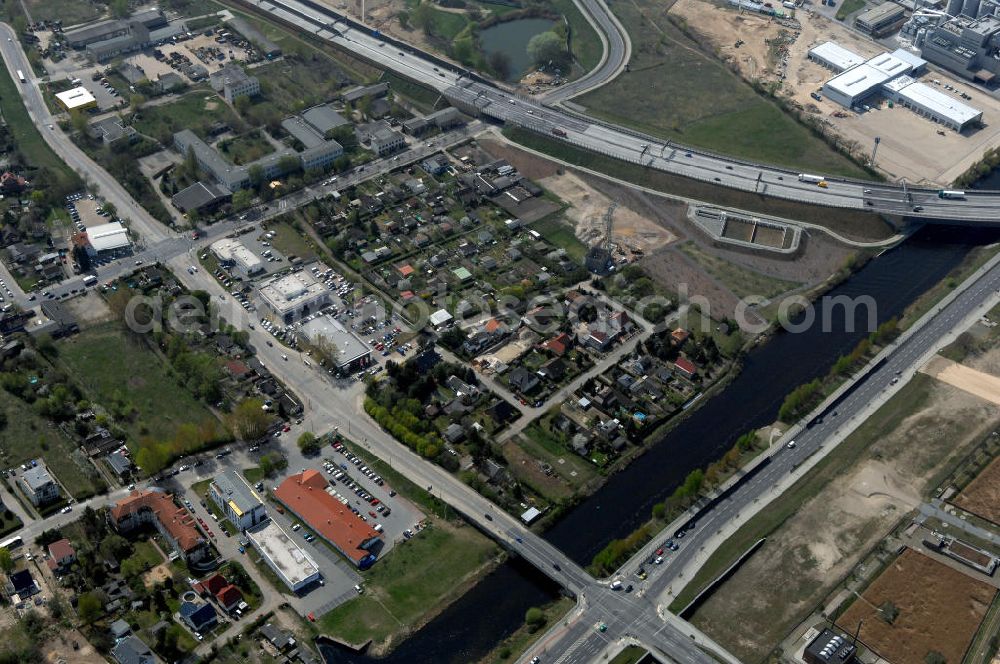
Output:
left=684, top=373, right=999, bottom=662
left=952, top=455, right=1000, bottom=526
left=574, top=0, right=870, bottom=176
left=364, top=354, right=533, bottom=511
left=837, top=549, right=996, bottom=664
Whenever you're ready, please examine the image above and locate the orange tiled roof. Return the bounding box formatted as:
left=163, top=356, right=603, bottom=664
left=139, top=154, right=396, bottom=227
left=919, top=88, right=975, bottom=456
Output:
left=111, top=489, right=204, bottom=553
left=274, top=470, right=380, bottom=563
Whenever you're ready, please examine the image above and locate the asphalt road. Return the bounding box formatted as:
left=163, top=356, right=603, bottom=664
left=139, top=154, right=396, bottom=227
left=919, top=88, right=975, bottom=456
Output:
left=254, top=0, right=1000, bottom=223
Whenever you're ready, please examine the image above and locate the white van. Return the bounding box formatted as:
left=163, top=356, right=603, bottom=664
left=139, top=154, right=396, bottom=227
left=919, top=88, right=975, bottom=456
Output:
left=373, top=523, right=383, bottom=532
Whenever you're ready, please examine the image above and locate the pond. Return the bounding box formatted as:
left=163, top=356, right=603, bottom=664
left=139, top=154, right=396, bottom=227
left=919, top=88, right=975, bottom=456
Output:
left=479, top=18, right=557, bottom=82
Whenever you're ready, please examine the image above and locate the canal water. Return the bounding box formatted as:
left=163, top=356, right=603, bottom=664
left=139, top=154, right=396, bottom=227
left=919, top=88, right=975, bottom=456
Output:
left=478, top=18, right=557, bottom=82
left=321, top=225, right=999, bottom=663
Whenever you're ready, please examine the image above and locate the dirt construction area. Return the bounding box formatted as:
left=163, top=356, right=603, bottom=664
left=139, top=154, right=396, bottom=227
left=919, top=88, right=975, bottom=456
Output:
left=539, top=171, right=677, bottom=255
left=953, top=455, right=1000, bottom=525
left=669, top=0, right=1000, bottom=185
left=920, top=354, right=1000, bottom=406
left=689, top=375, right=998, bottom=662
left=837, top=548, right=996, bottom=664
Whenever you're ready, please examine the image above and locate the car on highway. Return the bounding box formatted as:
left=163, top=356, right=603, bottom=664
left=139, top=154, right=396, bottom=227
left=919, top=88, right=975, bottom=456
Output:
left=787, top=440, right=796, bottom=448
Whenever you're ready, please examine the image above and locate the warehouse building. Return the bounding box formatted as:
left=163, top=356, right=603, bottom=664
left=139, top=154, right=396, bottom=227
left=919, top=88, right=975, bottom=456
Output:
left=258, top=271, right=329, bottom=323
left=209, top=469, right=267, bottom=531
left=855, top=2, right=906, bottom=36
left=274, top=470, right=382, bottom=569
left=84, top=221, right=132, bottom=259
left=814, top=40, right=983, bottom=130
left=55, top=87, right=97, bottom=112
left=882, top=75, right=983, bottom=129
left=246, top=521, right=320, bottom=592
left=299, top=315, right=373, bottom=373
left=171, top=181, right=231, bottom=215
left=808, top=41, right=867, bottom=72
left=210, top=238, right=264, bottom=278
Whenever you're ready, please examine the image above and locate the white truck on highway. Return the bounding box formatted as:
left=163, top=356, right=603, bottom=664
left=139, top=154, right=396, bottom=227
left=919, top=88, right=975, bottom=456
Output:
left=797, top=173, right=825, bottom=184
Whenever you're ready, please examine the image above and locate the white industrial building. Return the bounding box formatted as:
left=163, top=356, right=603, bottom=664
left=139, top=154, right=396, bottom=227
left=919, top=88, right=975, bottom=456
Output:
left=258, top=271, right=329, bottom=323
left=299, top=314, right=373, bottom=373
left=246, top=521, right=320, bottom=593
left=55, top=86, right=97, bottom=111
left=211, top=238, right=264, bottom=278
left=86, top=221, right=131, bottom=258
left=809, top=41, right=982, bottom=131
left=808, top=41, right=866, bottom=72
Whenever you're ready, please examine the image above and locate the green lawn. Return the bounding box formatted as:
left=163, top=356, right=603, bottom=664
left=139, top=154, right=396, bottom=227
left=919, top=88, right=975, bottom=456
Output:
left=132, top=89, right=245, bottom=145
left=0, top=395, right=101, bottom=500
left=610, top=646, right=650, bottom=664
left=426, top=8, right=471, bottom=41
left=124, top=539, right=165, bottom=572
left=318, top=519, right=499, bottom=647
left=532, top=215, right=588, bottom=263
left=677, top=241, right=801, bottom=299
left=218, top=131, right=275, bottom=165
left=835, top=0, right=867, bottom=20
left=518, top=426, right=600, bottom=486
left=57, top=323, right=218, bottom=452
left=27, top=0, right=103, bottom=23
left=576, top=2, right=870, bottom=177
left=267, top=221, right=318, bottom=261
left=0, top=45, right=80, bottom=188
left=551, top=0, right=604, bottom=72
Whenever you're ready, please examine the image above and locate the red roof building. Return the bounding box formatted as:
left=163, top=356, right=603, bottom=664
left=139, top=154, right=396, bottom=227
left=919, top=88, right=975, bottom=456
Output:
left=47, top=538, right=76, bottom=569
left=541, top=332, right=572, bottom=357
left=216, top=584, right=243, bottom=611
left=674, top=357, right=698, bottom=379
left=110, top=489, right=209, bottom=562
left=195, top=573, right=228, bottom=597
left=398, top=264, right=414, bottom=277
left=671, top=328, right=690, bottom=345
left=274, top=470, right=382, bottom=568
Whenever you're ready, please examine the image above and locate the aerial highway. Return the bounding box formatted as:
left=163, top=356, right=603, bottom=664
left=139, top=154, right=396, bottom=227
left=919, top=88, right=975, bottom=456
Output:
left=251, top=0, right=1000, bottom=223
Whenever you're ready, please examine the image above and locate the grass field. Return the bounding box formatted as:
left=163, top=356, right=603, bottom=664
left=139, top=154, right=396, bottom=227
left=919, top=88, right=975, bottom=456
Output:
left=551, top=0, right=603, bottom=72
left=0, top=396, right=101, bottom=500
left=381, top=72, right=443, bottom=113
left=501, top=129, right=894, bottom=242
left=132, top=89, right=244, bottom=145
left=835, top=0, right=867, bottom=20
left=677, top=241, right=801, bottom=299
left=26, top=0, right=104, bottom=24
left=0, top=48, right=80, bottom=188
left=318, top=519, right=499, bottom=648
left=518, top=425, right=600, bottom=488
left=531, top=215, right=588, bottom=263
left=267, top=221, right=318, bottom=261
left=575, top=1, right=870, bottom=177
left=57, top=323, right=217, bottom=448
left=670, top=374, right=934, bottom=613
left=218, top=131, right=275, bottom=165
left=609, top=646, right=649, bottom=664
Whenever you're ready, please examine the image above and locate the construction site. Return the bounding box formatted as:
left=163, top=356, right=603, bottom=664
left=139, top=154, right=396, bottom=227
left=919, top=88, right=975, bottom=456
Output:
left=669, top=0, right=1000, bottom=184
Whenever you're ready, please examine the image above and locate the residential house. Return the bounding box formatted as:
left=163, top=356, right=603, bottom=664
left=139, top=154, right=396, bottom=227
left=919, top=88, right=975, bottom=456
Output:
left=507, top=367, right=540, bottom=394
left=7, top=569, right=38, bottom=598
left=111, top=634, right=158, bottom=664
left=110, top=489, right=210, bottom=563
left=47, top=538, right=77, bottom=571
left=673, top=357, right=698, bottom=379
left=179, top=601, right=218, bottom=633
left=19, top=464, right=59, bottom=506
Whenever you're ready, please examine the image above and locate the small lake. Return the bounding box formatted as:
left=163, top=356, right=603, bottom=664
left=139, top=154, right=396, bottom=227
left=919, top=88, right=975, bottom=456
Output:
left=479, top=18, right=557, bottom=82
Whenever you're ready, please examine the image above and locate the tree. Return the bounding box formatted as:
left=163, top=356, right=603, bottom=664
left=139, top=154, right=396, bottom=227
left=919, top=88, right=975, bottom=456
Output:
left=297, top=431, right=320, bottom=455
left=0, top=548, right=12, bottom=574
left=234, top=95, right=252, bottom=116
left=231, top=189, right=254, bottom=212
left=228, top=398, right=272, bottom=441
left=70, top=110, right=88, bottom=136
left=879, top=600, right=900, bottom=624
left=487, top=51, right=511, bottom=80
left=77, top=592, right=102, bottom=623
left=248, top=164, right=266, bottom=189
left=527, top=31, right=568, bottom=69
left=110, top=0, right=129, bottom=17
left=925, top=652, right=946, bottom=664
left=525, top=607, right=545, bottom=632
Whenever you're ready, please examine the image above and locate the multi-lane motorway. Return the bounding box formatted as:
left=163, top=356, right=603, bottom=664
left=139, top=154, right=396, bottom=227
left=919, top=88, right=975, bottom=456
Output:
left=252, top=0, right=1000, bottom=223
